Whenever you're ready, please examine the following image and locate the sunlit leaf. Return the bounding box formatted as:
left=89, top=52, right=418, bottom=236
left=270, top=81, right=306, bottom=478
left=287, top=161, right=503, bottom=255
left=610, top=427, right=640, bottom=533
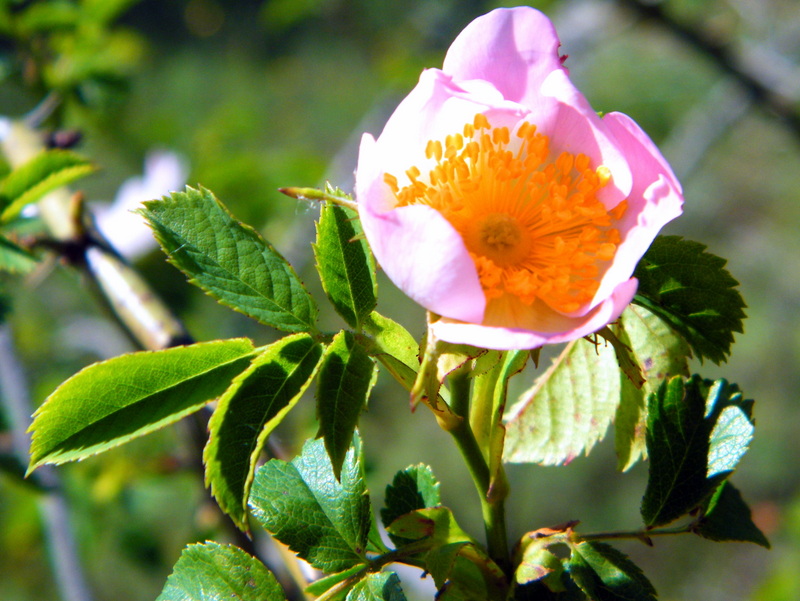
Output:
left=641, top=376, right=754, bottom=526
left=614, top=305, right=691, bottom=471
left=249, top=435, right=374, bottom=573
left=28, top=339, right=256, bottom=471
left=140, top=186, right=318, bottom=332
left=314, top=203, right=376, bottom=329
left=0, top=149, right=95, bottom=222
left=204, top=334, right=323, bottom=532
left=504, top=338, right=620, bottom=465
left=157, top=542, right=285, bottom=601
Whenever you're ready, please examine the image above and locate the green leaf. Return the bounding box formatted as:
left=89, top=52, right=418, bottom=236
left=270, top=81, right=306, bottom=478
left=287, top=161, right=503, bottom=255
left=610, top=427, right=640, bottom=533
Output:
left=0, top=236, right=37, bottom=273
left=381, top=464, right=441, bottom=544
left=614, top=304, right=691, bottom=471
left=504, top=338, right=620, bottom=465
left=314, top=203, right=377, bottom=329
left=424, top=542, right=507, bottom=601
left=695, top=481, right=770, bottom=547
left=28, top=339, right=256, bottom=471
left=248, top=435, right=374, bottom=573
left=0, top=149, right=95, bottom=223
left=641, top=376, right=754, bottom=527
left=567, top=541, right=657, bottom=601
left=317, top=330, right=377, bottom=480
left=204, top=333, right=324, bottom=532
left=633, top=235, right=746, bottom=364
left=140, top=186, right=318, bottom=332
left=346, top=572, right=407, bottom=601
left=386, top=506, right=474, bottom=547
left=157, top=542, right=285, bottom=601
left=515, top=538, right=567, bottom=587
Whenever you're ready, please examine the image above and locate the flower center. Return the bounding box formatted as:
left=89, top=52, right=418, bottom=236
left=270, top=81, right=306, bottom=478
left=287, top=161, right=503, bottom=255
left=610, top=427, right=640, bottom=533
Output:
left=383, top=113, right=627, bottom=314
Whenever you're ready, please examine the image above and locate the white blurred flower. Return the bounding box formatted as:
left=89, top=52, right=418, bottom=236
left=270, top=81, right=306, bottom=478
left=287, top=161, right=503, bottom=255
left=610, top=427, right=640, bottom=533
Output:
left=94, top=150, right=188, bottom=260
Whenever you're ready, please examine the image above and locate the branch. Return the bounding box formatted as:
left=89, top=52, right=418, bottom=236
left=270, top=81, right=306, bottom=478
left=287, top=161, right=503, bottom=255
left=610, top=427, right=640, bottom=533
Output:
left=617, top=0, right=800, bottom=141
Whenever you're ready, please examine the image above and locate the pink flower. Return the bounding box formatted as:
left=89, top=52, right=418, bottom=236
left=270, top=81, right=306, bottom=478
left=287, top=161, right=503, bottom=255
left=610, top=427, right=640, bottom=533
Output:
left=355, top=7, right=683, bottom=350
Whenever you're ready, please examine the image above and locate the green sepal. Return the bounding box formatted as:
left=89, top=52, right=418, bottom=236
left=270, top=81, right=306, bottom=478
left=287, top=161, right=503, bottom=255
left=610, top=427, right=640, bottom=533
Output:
left=140, top=186, right=318, bottom=332
left=204, top=333, right=324, bottom=532
left=633, top=235, right=746, bottom=364
left=28, top=339, right=257, bottom=472
left=313, top=202, right=377, bottom=330
left=156, top=542, right=285, bottom=601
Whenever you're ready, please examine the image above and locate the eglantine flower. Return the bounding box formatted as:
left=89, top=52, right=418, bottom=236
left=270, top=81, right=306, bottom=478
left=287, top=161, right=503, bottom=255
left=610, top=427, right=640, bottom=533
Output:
left=356, top=7, right=683, bottom=350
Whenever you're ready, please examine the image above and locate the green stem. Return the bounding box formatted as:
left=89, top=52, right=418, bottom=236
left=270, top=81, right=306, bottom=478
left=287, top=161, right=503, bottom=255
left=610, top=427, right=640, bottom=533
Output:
left=577, top=523, right=693, bottom=544
left=448, top=369, right=511, bottom=574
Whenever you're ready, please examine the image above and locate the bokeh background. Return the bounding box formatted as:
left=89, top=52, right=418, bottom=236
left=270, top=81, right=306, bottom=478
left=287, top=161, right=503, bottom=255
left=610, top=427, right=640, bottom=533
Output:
left=1, top=0, right=800, bottom=600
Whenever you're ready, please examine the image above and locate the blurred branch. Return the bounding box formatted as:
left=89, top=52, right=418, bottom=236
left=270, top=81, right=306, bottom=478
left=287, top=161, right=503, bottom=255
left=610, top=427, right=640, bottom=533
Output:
left=0, top=325, right=94, bottom=601
left=618, top=0, right=800, bottom=141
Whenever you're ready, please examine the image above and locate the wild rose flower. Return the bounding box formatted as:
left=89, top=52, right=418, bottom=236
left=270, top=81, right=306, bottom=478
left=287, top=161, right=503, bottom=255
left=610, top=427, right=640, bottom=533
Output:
left=355, top=7, right=683, bottom=350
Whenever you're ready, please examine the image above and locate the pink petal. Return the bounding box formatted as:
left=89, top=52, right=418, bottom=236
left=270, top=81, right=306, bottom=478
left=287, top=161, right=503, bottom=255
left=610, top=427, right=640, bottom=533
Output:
left=430, top=278, right=638, bottom=350
left=356, top=134, right=486, bottom=323
left=442, top=7, right=565, bottom=108
left=590, top=112, right=684, bottom=306
left=373, top=69, right=527, bottom=186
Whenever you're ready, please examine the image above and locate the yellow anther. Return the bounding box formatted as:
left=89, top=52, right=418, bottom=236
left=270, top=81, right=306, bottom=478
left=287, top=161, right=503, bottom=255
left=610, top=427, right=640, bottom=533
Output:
left=384, top=112, right=625, bottom=314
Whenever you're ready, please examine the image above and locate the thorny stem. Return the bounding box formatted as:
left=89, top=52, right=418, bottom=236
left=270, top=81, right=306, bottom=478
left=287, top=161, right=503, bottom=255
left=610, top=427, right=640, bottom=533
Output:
left=447, top=368, right=511, bottom=575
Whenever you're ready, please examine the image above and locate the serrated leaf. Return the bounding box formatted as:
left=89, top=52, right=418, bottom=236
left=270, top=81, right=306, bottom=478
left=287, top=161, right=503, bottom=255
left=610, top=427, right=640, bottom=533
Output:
left=386, top=506, right=474, bottom=547
left=381, top=464, right=441, bottom=544
left=695, top=481, right=770, bottom=547
left=567, top=541, right=657, bottom=601
left=0, top=149, right=95, bottom=223
left=346, top=572, right=407, bottom=601
left=140, top=186, right=318, bottom=332
left=157, top=542, right=285, bottom=601
left=515, top=538, right=566, bottom=587
left=317, top=330, right=377, bottom=480
left=424, top=542, right=507, bottom=601
left=633, top=235, right=746, bottom=364
left=641, top=376, right=754, bottom=526
left=504, top=338, right=620, bottom=465
left=614, top=304, right=691, bottom=470
left=314, top=203, right=377, bottom=329
left=28, top=339, right=256, bottom=471
left=249, top=435, right=374, bottom=573
left=204, top=333, right=324, bottom=532
left=0, top=236, right=37, bottom=273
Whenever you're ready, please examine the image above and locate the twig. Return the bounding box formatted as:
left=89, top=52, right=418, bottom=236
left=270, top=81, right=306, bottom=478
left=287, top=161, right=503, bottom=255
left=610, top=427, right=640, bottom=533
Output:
left=0, top=325, right=94, bottom=601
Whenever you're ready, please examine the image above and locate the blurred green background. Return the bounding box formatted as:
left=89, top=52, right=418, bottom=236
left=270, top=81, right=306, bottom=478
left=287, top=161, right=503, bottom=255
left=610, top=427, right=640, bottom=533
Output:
left=1, top=0, right=799, bottom=599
